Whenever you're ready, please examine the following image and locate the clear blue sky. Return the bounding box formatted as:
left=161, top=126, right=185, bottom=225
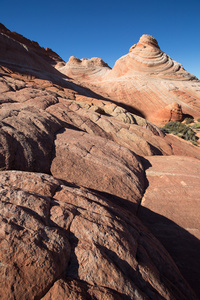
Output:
left=1, top=0, right=200, bottom=78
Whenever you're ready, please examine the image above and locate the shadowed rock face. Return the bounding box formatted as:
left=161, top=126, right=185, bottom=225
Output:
left=0, top=24, right=200, bottom=299
left=138, top=156, right=200, bottom=297
left=0, top=106, right=64, bottom=172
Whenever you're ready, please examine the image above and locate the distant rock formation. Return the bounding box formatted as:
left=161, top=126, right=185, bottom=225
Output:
left=58, top=56, right=111, bottom=81
left=102, top=35, right=200, bottom=124
left=57, top=34, right=200, bottom=125
left=68, top=56, right=110, bottom=68
left=122, top=34, right=194, bottom=79
left=0, top=24, right=200, bottom=299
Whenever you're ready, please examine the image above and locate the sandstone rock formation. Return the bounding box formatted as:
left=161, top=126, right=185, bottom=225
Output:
left=58, top=34, right=200, bottom=125
left=0, top=172, right=70, bottom=299
left=114, top=34, right=194, bottom=80
left=150, top=101, right=183, bottom=124
left=0, top=24, right=200, bottom=299
left=58, top=56, right=111, bottom=81
left=0, top=22, right=64, bottom=67
left=51, top=129, right=145, bottom=206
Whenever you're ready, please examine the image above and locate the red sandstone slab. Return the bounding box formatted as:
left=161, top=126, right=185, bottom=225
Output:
left=138, top=155, right=200, bottom=297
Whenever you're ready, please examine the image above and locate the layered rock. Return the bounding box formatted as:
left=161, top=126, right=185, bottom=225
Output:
left=58, top=56, right=111, bottom=81
left=58, top=34, right=200, bottom=125
left=0, top=32, right=62, bottom=79
left=150, top=101, right=183, bottom=124
left=112, top=34, right=195, bottom=80
left=101, top=34, right=200, bottom=124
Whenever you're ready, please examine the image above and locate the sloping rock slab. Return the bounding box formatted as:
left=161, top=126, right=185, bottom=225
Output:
left=138, top=155, right=200, bottom=298
left=51, top=128, right=145, bottom=208
left=164, top=134, right=200, bottom=160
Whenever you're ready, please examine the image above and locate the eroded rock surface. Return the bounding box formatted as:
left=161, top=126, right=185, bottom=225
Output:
left=58, top=56, right=111, bottom=81
left=0, top=171, right=70, bottom=299
left=0, top=106, right=63, bottom=172
left=51, top=128, right=145, bottom=207
left=0, top=171, right=197, bottom=300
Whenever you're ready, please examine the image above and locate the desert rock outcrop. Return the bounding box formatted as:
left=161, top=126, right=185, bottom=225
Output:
left=58, top=34, right=200, bottom=125
left=0, top=22, right=64, bottom=67
left=0, top=24, right=200, bottom=299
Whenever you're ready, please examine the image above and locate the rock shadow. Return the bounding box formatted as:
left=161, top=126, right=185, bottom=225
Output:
left=65, top=232, right=79, bottom=279
left=138, top=157, right=152, bottom=192
left=81, top=187, right=200, bottom=298
left=95, top=244, right=168, bottom=299
left=99, top=98, right=146, bottom=118
left=137, top=205, right=200, bottom=298
left=183, top=113, right=194, bottom=120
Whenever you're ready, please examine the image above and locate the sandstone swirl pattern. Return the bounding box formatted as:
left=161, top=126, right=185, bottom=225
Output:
left=0, top=24, right=200, bottom=299
left=126, top=34, right=193, bottom=79
left=58, top=34, right=200, bottom=125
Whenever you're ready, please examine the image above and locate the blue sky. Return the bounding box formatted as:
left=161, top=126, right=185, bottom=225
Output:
left=1, top=0, right=200, bottom=78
